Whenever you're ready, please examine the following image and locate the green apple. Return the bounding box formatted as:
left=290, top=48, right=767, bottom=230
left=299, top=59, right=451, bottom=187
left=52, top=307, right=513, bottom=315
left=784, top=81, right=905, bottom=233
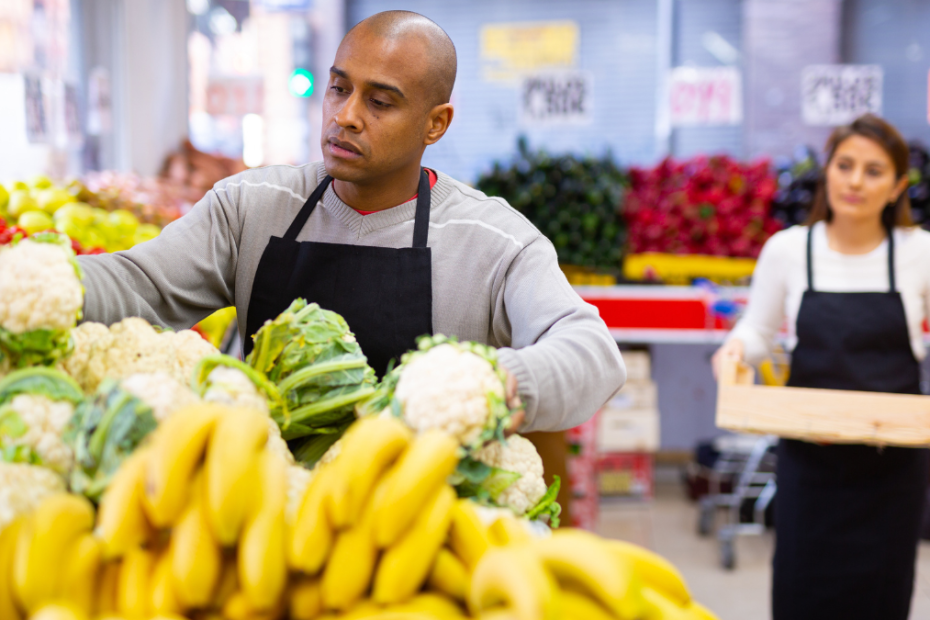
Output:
left=79, top=228, right=106, bottom=250
left=30, top=175, right=53, bottom=190
left=54, top=203, right=96, bottom=227
left=134, top=224, right=161, bottom=245
left=0, top=184, right=9, bottom=212
left=36, top=188, right=76, bottom=214
left=12, top=181, right=28, bottom=191
left=17, top=210, right=54, bottom=234
left=108, top=209, right=139, bottom=237
left=7, top=190, right=38, bottom=217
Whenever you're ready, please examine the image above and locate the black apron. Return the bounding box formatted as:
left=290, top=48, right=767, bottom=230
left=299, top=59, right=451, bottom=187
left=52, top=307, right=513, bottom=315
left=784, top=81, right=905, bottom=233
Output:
left=244, top=169, right=433, bottom=377
left=772, top=225, right=929, bottom=620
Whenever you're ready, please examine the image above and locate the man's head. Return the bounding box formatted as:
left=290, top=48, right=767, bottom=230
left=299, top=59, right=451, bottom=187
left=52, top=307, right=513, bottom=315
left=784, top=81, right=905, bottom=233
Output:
left=321, top=11, right=457, bottom=184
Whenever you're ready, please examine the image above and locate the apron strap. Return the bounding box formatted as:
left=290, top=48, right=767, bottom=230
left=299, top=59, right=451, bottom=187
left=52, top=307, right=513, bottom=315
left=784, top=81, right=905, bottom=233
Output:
left=807, top=222, right=898, bottom=293
left=412, top=169, right=431, bottom=249
left=806, top=224, right=815, bottom=292
left=887, top=225, right=897, bottom=293
left=284, top=175, right=334, bottom=240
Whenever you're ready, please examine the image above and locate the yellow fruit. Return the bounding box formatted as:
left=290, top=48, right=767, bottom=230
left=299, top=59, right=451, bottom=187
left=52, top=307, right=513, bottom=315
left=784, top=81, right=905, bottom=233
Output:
left=150, top=550, right=183, bottom=615
left=35, top=187, right=75, bottom=214
left=327, top=417, right=411, bottom=529
left=96, top=448, right=155, bottom=559
left=605, top=539, right=691, bottom=607
left=16, top=210, right=54, bottom=234
left=13, top=493, right=95, bottom=613
left=642, top=587, right=692, bottom=620
left=373, top=429, right=459, bottom=548
left=374, top=485, right=456, bottom=604
left=448, top=499, right=492, bottom=570
left=7, top=190, right=37, bottom=218
left=239, top=450, right=288, bottom=611
left=394, top=592, right=467, bottom=617
left=117, top=546, right=155, bottom=618
left=222, top=590, right=286, bottom=620
left=690, top=600, right=721, bottom=620
left=469, top=547, right=558, bottom=620
left=205, top=407, right=269, bottom=545
left=488, top=516, right=532, bottom=546
left=0, top=517, right=25, bottom=620
left=27, top=603, right=87, bottom=620
left=559, top=589, right=615, bottom=620
left=289, top=464, right=337, bottom=574
left=144, top=404, right=223, bottom=527
left=289, top=577, right=323, bottom=620
left=427, top=548, right=469, bottom=603
left=59, top=533, right=103, bottom=616
left=96, top=561, right=121, bottom=615
left=170, top=470, right=221, bottom=608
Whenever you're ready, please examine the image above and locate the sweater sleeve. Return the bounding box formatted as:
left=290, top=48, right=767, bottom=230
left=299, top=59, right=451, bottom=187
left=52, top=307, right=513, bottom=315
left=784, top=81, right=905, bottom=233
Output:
left=728, top=232, right=790, bottom=366
left=493, top=236, right=626, bottom=432
left=77, top=187, right=240, bottom=330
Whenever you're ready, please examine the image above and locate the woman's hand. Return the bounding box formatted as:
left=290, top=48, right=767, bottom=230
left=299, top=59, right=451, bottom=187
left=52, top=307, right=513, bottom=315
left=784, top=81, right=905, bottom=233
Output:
left=711, top=338, right=745, bottom=380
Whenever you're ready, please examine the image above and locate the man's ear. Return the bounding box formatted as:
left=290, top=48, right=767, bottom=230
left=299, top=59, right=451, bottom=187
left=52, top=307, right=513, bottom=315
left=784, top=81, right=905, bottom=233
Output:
left=424, top=103, right=454, bottom=146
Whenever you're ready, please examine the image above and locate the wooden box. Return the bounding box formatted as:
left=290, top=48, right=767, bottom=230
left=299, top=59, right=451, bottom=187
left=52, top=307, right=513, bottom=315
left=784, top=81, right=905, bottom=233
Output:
left=715, top=358, right=930, bottom=447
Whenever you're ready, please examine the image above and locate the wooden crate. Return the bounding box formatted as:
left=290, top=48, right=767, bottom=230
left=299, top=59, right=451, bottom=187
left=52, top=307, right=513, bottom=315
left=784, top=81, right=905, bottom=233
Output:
left=715, top=358, right=930, bottom=447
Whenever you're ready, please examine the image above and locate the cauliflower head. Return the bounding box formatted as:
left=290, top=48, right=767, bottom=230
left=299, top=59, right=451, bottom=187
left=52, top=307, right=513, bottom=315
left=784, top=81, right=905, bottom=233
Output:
left=202, top=366, right=270, bottom=414
left=473, top=435, right=547, bottom=516
left=120, top=372, right=201, bottom=423
left=395, top=343, right=505, bottom=446
left=0, top=237, right=83, bottom=334
left=1, top=394, right=75, bottom=473
left=162, top=330, right=219, bottom=384
left=60, top=322, right=114, bottom=390
left=0, top=462, right=66, bottom=528
left=285, top=465, right=314, bottom=524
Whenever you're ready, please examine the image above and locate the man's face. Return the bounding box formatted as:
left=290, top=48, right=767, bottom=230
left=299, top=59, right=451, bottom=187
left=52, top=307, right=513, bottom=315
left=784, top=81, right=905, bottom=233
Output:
left=321, top=28, right=434, bottom=183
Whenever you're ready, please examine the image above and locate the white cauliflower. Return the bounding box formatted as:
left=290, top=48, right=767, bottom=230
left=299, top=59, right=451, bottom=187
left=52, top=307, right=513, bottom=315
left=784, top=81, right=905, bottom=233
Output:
left=394, top=343, right=505, bottom=446
left=473, top=435, right=547, bottom=516
left=163, top=330, right=220, bottom=385
left=120, top=372, right=201, bottom=422
left=286, top=465, right=314, bottom=524
left=0, top=238, right=83, bottom=334
left=60, top=322, right=114, bottom=390
left=0, top=462, right=66, bottom=528
left=1, top=394, right=75, bottom=473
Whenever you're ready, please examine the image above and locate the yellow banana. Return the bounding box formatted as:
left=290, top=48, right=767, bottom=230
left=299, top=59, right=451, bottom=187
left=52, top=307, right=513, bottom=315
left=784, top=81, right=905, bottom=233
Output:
left=204, top=407, right=269, bottom=545
left=468, top=546, right=559, bottom=620
left=641, top=587, right=692, bottom=620
left=477, top=611, right=521, bottom=620
left=320, top=473, right=392, bottom=611
left=239, top=450, right=288, bottom=611
left=13, top=493, right=95, bottom=613
left=373, top=484, right=457, bottom=604
left=143, top=404, right=223, bottom=528
left=116, top=546, right=155, bottom=618
left=373, top=429, right=459, bottom=548
left=26, top=604, right=87, bottom=620
left=605, top=539, right=691, bottom=607
left=448, top=499, right=492, bottom=570
left=427, top=547, right=469, bottom=603
left=222, top=590, right=286, bottom=620
left=393, top=592, right=468, bottom=618
left=95, top=561, right=121, bottom=615
left=0, top=517, right=25, bottom=620
left=289, top=577, right=323, bottom=620
left=150, top=549, right=183, bottom=615
left=533, top=528, right=643, bottom=619
left=96, top=448, right=155, bottom=559
left=327, top=417, right=411, bottom=529
left=214, top=555, right=240, bottom=611
left=690, top=600, right=721, bottom=620
left=289, top=464, right=337, bottom=574
left=559, top=589, right=616, bottom=620
left=488, top=516, right=532, bottom=546
left=170, top=470, right=221, bottom=608
left=59, top=533, right=103, bottom=616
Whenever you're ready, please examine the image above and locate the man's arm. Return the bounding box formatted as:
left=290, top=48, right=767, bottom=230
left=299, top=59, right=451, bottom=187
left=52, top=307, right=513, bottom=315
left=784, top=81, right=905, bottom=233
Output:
left=493, top=236, right=626, bottom=432
left=78, top=186, right=240, bottom=330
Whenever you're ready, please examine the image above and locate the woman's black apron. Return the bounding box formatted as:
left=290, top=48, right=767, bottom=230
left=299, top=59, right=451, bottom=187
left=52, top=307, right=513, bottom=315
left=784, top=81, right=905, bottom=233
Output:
left=773, top=225, right=929, bottom=620
left=243, top=170, right=433, bottom=377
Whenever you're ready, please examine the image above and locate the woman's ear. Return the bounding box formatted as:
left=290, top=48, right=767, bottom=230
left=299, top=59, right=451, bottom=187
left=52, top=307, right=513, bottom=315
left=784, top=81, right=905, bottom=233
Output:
left=892, top=174, right=910, bottom=202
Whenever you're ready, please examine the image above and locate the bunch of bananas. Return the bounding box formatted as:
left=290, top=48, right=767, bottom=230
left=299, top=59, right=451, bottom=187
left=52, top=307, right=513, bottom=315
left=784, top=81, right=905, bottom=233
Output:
left=0, top=413, right=719, bottom=620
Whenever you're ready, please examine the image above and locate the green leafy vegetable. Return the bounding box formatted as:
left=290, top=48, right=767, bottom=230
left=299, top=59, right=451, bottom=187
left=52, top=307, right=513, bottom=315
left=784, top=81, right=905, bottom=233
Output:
left=450, top=455, right=522, bottom=506
left=0, top=367, right=84, bottom=404
left=527, top=475, right=562, bottom=528
left=288, top=423, right=351, bottom=468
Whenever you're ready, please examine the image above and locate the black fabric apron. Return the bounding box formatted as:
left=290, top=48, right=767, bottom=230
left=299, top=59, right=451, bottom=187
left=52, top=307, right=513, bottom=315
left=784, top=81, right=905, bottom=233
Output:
left=772, top=225, right=929, bottom=620
left=244, top=169, right=433, bottom=377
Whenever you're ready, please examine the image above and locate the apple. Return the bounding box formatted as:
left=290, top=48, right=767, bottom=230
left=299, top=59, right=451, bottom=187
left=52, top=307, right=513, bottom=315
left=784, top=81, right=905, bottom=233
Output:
left=35, top=188, right=76, bottom=214
left=134, top=224, right=161, bottom=244
left=54, top=203, right=96, bottom=227
left=0, top=183, right=8, bottom=212
left=17, top=210, right=54, bottom=234
left=30, top=175, right=53, bottom=190
left=7, top=190, right=38, bottom=217
left=108, top=209, right=139, bottom=237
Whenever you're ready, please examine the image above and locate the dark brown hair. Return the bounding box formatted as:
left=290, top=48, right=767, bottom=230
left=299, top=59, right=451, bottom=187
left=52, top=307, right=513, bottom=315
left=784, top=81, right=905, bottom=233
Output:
left=806, top=113, right=913, bottom=228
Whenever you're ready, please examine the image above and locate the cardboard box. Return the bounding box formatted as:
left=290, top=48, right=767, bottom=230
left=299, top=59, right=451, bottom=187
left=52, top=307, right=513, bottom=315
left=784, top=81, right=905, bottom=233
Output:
left=597, top=452, right=654, bottom=498
left=622, top=351, right=651, bottom=383
left=597, top=407, right=660, bottom=453
left=609, top=382, right=658, bottom=410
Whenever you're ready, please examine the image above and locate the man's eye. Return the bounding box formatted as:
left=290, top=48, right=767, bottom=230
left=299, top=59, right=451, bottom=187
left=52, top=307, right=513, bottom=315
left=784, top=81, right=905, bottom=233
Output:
left=371, top=98, right=390, bottom=107
left=331, top=86, right=347, bottom=94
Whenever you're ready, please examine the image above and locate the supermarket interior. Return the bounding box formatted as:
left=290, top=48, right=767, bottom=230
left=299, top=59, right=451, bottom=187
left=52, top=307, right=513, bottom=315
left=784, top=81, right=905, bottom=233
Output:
left=5, top=0, right=930, bottom=619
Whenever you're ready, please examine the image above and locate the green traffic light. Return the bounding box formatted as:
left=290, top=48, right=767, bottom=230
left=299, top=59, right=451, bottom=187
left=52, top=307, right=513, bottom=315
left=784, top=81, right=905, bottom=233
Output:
left=289, top=68, right=314, bottom=97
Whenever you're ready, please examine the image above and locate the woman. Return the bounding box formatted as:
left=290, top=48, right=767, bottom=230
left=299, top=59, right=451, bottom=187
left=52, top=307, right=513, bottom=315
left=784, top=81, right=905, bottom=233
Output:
left=713, top=114, right=930, bottom=620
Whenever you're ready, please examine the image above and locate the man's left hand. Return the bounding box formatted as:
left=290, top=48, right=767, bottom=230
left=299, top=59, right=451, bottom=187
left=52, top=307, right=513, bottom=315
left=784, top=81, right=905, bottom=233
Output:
left=503, top=369, right=525, bottom=436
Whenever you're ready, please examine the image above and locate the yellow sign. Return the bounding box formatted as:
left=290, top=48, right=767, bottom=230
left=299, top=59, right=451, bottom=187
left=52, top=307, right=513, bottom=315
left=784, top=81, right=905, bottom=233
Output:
left=480, top=21, right=579, bottom=82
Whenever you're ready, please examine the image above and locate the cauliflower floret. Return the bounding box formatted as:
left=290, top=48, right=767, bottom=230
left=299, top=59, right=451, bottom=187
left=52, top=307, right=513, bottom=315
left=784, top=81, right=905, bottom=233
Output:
left=60, top=322, right=114, bottom=390
left=2, top=394, right=75, bottom=473
left=120, top=372, right=202, bottom=423
left=286, top=465, right=314, bottom=524
left=163, top=330, right=219, bottom=384
left=0, top=239, right=83, bottom=334
left=394, top=344, right=504, bottom=446
left=473, top=435, right=547, bottom=516
left=202, top=366, right=269, bottom=414
left=0, top=463, right=66, bottom=528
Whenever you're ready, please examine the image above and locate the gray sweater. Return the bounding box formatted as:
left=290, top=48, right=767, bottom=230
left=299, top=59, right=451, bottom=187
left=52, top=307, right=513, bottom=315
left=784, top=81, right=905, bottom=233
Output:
left=78, top=162, right=626, bottom=431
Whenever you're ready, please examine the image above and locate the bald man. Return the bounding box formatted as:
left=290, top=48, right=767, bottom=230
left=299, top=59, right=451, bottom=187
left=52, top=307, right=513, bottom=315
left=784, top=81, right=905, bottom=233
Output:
left=78, top=11, right=626, bottom=432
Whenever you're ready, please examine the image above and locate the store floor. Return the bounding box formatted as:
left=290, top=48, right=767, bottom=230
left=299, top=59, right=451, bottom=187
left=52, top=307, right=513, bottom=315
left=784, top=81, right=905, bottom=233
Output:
left=595, top=467, right=930, bottom=620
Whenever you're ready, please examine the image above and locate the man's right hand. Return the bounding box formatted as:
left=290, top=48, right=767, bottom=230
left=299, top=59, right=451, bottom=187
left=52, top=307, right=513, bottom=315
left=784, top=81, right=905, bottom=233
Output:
left=711, top=338, right=744, bottom=380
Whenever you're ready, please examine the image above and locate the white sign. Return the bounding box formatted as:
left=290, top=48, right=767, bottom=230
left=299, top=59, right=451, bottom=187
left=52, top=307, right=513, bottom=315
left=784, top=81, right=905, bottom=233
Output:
left=668, top=67, right=742, bottom=127
left=520, top=72, right=591, bottom=126
left=801, top=65, right=882, bottom=126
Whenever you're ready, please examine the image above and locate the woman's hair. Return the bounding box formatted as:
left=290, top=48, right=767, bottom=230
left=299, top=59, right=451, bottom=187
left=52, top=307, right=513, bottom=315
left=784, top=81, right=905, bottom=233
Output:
left=806, top=113, right=913, bottom=228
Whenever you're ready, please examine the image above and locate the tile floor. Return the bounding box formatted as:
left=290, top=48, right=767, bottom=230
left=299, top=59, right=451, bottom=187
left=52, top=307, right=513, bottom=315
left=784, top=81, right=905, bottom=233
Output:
left=594, top=467, right=930, bottom=620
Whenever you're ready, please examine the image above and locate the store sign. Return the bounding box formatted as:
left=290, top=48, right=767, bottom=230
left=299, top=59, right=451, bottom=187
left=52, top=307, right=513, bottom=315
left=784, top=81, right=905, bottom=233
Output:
left=801, top=64, right=882, bottom=126
left=480, top=20, right=579, bottom=82
left=668, top=67, right=742, bottom=126
left=520, top=72, right=591, bottom=126
left=206, top=76, right=264, bottom=117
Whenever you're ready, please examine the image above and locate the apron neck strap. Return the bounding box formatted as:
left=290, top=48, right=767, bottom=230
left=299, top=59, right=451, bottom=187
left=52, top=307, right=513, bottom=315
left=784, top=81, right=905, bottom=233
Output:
left=806, top=223, right=897, bottom=293
left=284, top=175, right=333, bottom=240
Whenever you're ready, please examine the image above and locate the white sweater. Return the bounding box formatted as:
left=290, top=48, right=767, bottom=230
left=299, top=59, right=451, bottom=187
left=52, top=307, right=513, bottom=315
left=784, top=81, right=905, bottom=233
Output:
left=729, top=222, right=930, bottom=366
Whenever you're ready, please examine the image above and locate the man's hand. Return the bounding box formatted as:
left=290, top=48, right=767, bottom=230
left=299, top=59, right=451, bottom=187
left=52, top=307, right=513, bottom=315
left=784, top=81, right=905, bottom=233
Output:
left=503, top=369, right=525, bottom=436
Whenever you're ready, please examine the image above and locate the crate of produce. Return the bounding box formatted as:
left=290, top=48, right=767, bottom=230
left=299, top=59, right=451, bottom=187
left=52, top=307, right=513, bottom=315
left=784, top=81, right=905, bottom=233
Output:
left=597, top=452, right=654, bottom=499
left=716, top=358, right=930, bottom=446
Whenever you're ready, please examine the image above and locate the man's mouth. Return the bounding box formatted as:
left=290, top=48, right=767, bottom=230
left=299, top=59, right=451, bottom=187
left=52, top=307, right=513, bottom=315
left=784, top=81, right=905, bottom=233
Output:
left=328, top=138, right=362, bottom=159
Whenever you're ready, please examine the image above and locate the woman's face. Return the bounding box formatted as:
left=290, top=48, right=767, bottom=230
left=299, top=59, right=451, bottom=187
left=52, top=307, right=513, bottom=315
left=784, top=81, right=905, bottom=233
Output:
left=826, top=134, right=907, bottom=225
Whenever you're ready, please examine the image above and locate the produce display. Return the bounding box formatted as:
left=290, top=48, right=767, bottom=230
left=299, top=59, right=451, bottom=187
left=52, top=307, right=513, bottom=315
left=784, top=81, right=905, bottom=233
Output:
left=768, top=147, right=820, bottom=229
